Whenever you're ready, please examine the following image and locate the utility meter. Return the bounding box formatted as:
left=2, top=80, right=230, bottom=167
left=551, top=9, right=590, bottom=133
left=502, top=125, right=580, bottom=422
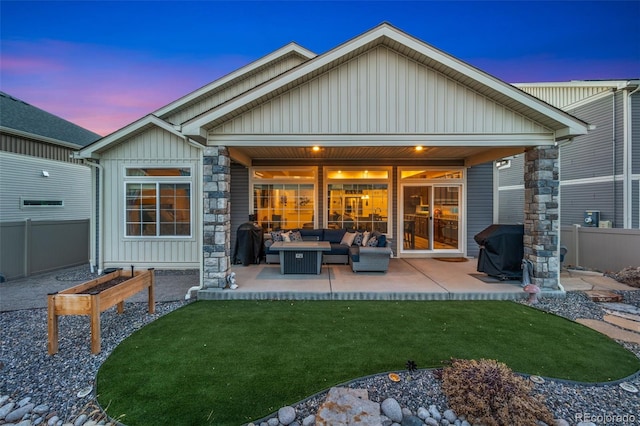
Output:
left=583, top=210, right=600, bottom=227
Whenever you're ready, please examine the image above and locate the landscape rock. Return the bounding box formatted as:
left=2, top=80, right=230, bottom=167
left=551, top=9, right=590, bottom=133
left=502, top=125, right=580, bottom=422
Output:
left=267, top=417, right=279, bottom=426
left=278, top=406, right=296, bottom=425
left=0, top=402, right=16, bottom=419
left=554, top=420, right=570, bottom=426
left=401, top=414, right=424, bottom=426
left=316, top=387, right=381, bottom=426
left=424, top=418, right=439, bottom=426
left=6, top=403, right=35, bottom=422
left=417, top=406, right=430, bottom=419
left=428, top=405, right=442, bottom=421
left=302, top=414, right=315, bottom=426
left=443, top=409, right=457, bottom=423
left=381, top=398, right=403, bottom=422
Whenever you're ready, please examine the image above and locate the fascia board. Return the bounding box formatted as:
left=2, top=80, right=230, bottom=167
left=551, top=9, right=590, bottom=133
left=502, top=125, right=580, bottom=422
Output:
left=78, top=115, right=187, bottom=158
left=154, top=43, right=316, bottom=119
left=184, top=23, right=588, bottom=139
left=207, top=133, right=554, bottom=146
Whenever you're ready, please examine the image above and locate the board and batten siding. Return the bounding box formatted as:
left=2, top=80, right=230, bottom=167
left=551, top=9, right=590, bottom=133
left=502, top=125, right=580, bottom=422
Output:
left=466, top=162, right=494, bottom=258
left=100, top=127, right=202, bottom=268
left=210, top=46, right=551, bottom=136
left=165, top=55, right=309, bottom=126
left=0, top=151, right=90, bottom=222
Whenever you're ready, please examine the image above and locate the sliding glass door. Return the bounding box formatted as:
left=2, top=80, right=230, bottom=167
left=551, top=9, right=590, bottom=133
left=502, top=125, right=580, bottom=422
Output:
left=400, top=169, right=463, bottom=254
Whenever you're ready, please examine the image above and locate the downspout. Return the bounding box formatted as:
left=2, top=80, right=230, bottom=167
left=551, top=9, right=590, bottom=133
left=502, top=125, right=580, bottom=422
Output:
left=623, top=84, right=640, bottom=228
left=184, top=136, right=205, bottom=300
left=84, top=160, right=104, bottom=274
left=612, top=90, right=617, bottom=226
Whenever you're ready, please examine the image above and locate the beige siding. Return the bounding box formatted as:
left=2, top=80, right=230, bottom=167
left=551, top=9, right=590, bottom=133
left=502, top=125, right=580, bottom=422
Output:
left=101, top=127, right=201, bottom=268
left=0, top=151, right=90, bottom=222
left=211, top=46, right=550, bottom=136
left=165, top=55, right=307, bottom=125
left=516, top=85, right=613, bottom=109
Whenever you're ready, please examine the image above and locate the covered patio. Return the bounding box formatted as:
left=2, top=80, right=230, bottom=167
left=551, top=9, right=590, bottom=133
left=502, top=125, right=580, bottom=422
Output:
left=199, top=258, right=561, bottom=301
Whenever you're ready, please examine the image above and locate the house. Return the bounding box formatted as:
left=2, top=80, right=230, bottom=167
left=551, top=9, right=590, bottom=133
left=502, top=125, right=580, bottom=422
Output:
left=497, top=80, right=640, bottom=229
left=0, top=92, right=101, bottom=280
left=496, top=80, right=639, bottom=271
left=77, top=23, right=589, bottom=296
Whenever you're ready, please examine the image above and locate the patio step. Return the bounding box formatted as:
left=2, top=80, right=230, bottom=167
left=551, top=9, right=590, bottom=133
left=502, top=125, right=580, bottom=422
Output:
left=583, top=290, right=623, bottom=302
left=603, top=315, right=640, bottom=333
left=576, top=319, right=640, bottom=344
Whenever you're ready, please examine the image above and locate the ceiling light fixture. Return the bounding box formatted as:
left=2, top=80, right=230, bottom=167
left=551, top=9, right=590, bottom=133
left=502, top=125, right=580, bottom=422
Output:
left=415, top=145, right=424, bottom=152
left=311, top=146, right=321, bottom=152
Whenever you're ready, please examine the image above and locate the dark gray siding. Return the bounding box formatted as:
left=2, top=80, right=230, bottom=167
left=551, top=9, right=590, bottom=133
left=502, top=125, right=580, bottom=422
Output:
left=496, top=154, right=525, bottom=224
left=230, top=163, right=250, bottom=262
left=560, top=181, right=619, bottom=226
left=633, top=92, right=640, bottom=175
left=466, top=162, right=494, bottom=257
left=497, top=154, right=525, bottom=185
left=633, top=180, right=639, bottom=229
left=563, top=94, right=616, bottom=181
left=498, top=189, right=524, bottom=224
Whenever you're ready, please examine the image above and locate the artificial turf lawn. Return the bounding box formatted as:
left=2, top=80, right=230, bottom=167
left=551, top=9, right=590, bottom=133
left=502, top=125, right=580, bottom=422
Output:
left=97, top=300, right=640, bottom=426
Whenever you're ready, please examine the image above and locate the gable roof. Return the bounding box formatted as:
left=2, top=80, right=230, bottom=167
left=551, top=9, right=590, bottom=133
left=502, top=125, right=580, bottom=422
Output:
left=182, top=23, right=588, bottom=143
left=78, top=114, right=202, bottom=158
left=0, top=92, right=101, bottom=147
left=153, top=42, right=316, bottom=122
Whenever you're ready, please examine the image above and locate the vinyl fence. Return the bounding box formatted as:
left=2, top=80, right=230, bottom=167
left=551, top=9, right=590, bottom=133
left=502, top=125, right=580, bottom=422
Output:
left=0, top=219, right=89, bottom=280
left=560, top=225, right=640, bottom=272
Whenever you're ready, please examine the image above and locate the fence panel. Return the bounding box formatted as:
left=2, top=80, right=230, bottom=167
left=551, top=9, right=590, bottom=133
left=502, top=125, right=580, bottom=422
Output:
left=560, top=226, right=640, bottom=272
left=0, top=219, right=89, bottom=280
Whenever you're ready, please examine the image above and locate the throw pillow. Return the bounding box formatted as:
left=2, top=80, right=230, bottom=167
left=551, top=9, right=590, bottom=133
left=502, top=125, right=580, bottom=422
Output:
left=282, top=231, right=292, bottom=242
left=361, top=231, right=371, bottom=247
left=290, top=230, right=303, bottom=242
left=353, top=232, right=364, bottom=246
left=340, top=231, right=356, bottom=246
left=367, top=236, right=378, bottom=247
left=377, top=234, right=387, bottom=247
left=270, top=230, right=284, bottom=242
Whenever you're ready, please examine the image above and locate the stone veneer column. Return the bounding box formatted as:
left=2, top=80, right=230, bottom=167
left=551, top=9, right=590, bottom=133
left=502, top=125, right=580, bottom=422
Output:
left=202, top=146, right=231, bottom=289
left=523, top=146, right=560, bottom=289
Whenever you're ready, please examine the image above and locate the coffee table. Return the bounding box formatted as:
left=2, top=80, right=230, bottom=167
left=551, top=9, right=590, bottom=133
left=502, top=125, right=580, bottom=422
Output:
left=269, top=241, right=331, bottom=274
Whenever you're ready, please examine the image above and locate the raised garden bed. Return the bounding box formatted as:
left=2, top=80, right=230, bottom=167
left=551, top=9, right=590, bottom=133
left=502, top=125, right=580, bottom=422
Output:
left=48, top=267, right=155, bottom=354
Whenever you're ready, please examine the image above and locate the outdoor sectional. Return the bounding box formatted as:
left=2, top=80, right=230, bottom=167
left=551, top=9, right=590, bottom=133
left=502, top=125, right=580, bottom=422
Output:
left=264, top=228, right=392, bottom=272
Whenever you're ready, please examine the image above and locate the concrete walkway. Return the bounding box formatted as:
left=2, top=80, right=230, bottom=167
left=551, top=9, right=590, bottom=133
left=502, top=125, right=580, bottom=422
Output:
left=0, top=265, right=198, bottom=312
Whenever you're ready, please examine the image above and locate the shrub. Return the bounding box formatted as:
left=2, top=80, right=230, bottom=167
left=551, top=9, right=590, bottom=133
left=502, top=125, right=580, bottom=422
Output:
left=440, top=358, right=554, bottom=426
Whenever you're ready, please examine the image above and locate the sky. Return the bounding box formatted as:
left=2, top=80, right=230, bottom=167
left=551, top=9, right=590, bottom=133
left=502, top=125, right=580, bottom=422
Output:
left=1, top=1, right=639, bottom=136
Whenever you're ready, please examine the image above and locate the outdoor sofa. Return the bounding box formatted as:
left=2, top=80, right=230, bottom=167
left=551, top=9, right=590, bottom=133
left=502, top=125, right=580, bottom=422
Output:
left=264, top=228, right=392, bottom=272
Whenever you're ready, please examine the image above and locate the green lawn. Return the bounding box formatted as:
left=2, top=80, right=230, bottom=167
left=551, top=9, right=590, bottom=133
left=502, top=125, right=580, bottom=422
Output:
left=97, top=300, right=640, bottom=426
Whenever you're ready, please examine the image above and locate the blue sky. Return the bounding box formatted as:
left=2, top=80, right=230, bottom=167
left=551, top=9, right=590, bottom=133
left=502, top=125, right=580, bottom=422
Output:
left=1, top=0, right=639, bottom=135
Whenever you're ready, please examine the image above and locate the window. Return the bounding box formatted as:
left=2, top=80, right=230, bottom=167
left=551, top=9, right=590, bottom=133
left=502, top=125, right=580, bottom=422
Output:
left=125, top=168, right=191, bottom=237
left=325, top=167, right=391, bottom=233
left=251, top=168, right=316, bottom=231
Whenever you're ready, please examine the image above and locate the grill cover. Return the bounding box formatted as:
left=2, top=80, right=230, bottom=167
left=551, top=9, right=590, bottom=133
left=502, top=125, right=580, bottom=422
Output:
left=232, top=223, right=264, bottom=266
left=474, top=224, right=524, bottom=280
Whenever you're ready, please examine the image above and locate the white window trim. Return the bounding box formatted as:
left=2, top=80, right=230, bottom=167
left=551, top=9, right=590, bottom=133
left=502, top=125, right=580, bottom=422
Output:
left=123, top=166, right=194, bottom=239
left=398, top=166, right=466, bottom=255
left=324, top=166, right=393, bottom=235
left=249, top=166, right=318, bottom=229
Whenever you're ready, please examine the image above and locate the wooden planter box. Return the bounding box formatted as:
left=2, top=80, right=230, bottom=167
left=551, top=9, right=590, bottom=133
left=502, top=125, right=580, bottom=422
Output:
left=48, top=268, right=155, bottom=354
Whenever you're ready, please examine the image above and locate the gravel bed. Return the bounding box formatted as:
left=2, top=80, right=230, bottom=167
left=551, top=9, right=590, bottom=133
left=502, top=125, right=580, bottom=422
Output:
left=1, top=292, right=639, bottom=425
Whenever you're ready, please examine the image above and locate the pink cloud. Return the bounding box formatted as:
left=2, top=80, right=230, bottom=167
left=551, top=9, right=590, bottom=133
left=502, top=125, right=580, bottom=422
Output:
left=0, top=39, right=251, bottom=136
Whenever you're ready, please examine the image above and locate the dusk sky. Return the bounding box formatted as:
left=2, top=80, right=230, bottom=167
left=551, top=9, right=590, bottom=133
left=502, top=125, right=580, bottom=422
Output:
left=1, top=1, right=639, bottom=136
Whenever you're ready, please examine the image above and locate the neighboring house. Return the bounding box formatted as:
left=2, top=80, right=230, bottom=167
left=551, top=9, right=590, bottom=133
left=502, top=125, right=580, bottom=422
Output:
left=77, top=23, right=589, bottom=294
left=497, top=80, right=640, bottom=229
left=0, top=91, right=101, bottom=280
